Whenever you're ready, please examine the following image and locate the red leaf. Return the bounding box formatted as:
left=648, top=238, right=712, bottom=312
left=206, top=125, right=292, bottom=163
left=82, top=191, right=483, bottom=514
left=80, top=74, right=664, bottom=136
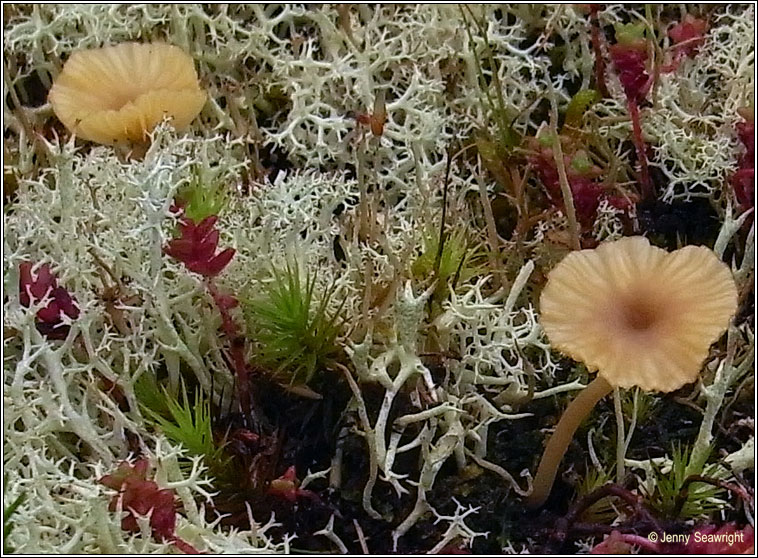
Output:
left=51, top=287, right=80, bottom=319
left=100, top=458, right=149, bottom=491
left=736, top=117, right=754, bottom=166
left=165, top=216, right=234, bottom=277
left=164, top=238, right=200, bottom=261
left=731, top=168, right=754, bottom=209
left=609, top=43, right=650, bottom=103
left=669, top=15, right=708, bottom=58
left=18, top=261, right=79, bottom=335
left=732, top=111, right=755, bottom=210
left=100, top=459, right=200, bottom=553
left=268, top=465, right=320, bottom=504
left=194, top=215, right=219, bottom=239
left=193, top=229, right=220, bottom=263
left=18, top=262, right=34, bottom=307
left=203, top=248, right=235, bottom=277
left=33, top=264, right=56, bottom=298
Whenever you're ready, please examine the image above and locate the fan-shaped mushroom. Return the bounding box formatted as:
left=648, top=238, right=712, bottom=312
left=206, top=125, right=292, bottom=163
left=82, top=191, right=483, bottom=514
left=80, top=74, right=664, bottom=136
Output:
left=48, top=42, right=206, bottom=145
left=526, top=236, right=737, bottom=508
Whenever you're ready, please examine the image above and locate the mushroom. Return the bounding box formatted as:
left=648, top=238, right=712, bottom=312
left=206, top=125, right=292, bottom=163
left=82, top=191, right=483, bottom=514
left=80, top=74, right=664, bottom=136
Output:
left=48, top=42, right=206, bottom=145
left=526, top=236, right=737, bottom=508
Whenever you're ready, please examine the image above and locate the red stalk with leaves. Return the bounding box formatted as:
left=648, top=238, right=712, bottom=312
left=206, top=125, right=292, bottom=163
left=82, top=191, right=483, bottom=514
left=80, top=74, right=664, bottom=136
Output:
left=163, top=208, right=253, bottom=423
left=609, top=23, right=654, bottom=199
left=528, top=133, right=633, bottom=233
left=731, top=107, right=754, bottom=211
left=587, top=5, right=609, bottom=98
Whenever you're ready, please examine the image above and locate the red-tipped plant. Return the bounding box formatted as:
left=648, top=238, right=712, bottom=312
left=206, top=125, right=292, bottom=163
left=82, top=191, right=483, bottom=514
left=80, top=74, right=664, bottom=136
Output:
left=164, top=209, right=253, bottom=423
left=164, top=215, right=235, bottom=278
left=100, top=459, right=199, bottom=554
left=528, top=134, right=633, bottom=231
left=668, top=15, right=708, bottom=61
left=731, top=107, right=754, bottom=210
left=19, top=261, right=79, bottom=339
left=609, top=23, right=654, bottom=199
left=609, top=23, right=651, bottom=104
left=267, top=465, right=319, bottom=504
left=659, top=15, right=709, bottom=74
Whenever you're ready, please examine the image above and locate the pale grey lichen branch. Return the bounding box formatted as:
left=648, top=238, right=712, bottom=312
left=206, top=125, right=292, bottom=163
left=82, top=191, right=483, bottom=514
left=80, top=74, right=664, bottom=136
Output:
left=426, top=498, right=489, bottom=554
left=690, top=325, right=754, bottom=472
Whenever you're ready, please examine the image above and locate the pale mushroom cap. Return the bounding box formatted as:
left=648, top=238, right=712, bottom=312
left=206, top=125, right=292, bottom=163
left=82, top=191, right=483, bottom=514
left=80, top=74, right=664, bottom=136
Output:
left=540, top=236, right=738, bottom=392
left=48, top=42, right=206, bottom=145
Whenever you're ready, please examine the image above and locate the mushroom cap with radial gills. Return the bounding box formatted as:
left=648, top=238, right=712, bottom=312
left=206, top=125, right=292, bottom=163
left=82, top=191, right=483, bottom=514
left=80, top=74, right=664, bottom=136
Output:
left=539, top=236, right=738, bottom=393
left=48, top=42, right=206, bottom=145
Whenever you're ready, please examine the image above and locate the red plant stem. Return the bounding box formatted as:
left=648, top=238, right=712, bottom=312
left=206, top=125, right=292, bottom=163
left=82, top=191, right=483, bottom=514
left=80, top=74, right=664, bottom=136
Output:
left=552, top=482, right=663, bottom=546
left=205, top=279, right=252, bottom=423
left=589, top=6, right=609, bottom=97
left=627, top=100, right=652, bottom=199
left=229, top=337, right=252, bottom=422
left=677, top=474, right=754, bottom=513
left=167, top=535, right=201, bottom=554
left=613, top=533, right=661, bottom=553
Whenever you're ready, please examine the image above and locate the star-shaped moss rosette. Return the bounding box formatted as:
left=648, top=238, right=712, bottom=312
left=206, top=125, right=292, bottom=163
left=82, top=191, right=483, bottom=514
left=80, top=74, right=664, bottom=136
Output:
left=48, top=42, right=206, bottom=145
left=527, top=236, right=737, bottom=508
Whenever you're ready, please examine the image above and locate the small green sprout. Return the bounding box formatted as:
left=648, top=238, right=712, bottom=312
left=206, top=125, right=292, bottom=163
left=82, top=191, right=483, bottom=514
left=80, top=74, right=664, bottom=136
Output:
left=176, top=166, right=229, bottom=223
left=3, top=483, right=25, bottom=554
left=564, top=89, right=600, bottom=130
left=644, top=443, right=726, bottom=520
left=615, top=22, right=647, bottom=46
left=412, top=226, right=484, bottom=304
left=244, top=261, right=345, bottom=384
left=621, top=389, right=657, bottom=425
left=537, top=130, right=557, bottom=148
left=570, top=151, right=593, bottom=174
left=137, top=376, right=227, bottom=472
left=133, top=372, right=170, bottom=417
left=576, top=466, right=616, bottom=524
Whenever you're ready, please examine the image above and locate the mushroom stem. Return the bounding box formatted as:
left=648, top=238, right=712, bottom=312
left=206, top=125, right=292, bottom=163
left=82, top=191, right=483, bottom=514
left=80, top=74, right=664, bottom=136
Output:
left=526, top=376, right=614, bottom=508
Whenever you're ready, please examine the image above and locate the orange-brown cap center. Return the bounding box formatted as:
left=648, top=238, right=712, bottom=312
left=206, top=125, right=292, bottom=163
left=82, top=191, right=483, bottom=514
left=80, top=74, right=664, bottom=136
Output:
left=620, top=296, right=659, bottom=331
